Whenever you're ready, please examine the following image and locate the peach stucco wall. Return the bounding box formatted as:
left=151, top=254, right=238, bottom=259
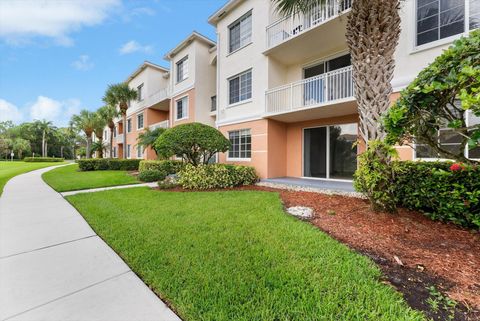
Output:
left=170, top=88, right=196, bottom=127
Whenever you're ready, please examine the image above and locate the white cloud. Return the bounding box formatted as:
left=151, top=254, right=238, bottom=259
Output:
left=72, top=55, right=94, bottom=71
left=29, top=96, right=81, bottom=126
left=119, top=40, right=153, bottom=55
left=0, top=99, right=23, bottom=122
left=122, top=6, right=156, bottom=22
left=0, top=0, right=120, bottom=46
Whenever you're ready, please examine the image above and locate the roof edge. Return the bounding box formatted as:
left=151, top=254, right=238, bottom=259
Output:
left=164, top=31, right=216, bottom=60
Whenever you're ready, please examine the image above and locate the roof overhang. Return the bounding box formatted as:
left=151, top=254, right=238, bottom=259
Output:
left=208, top=0, right=243, bottom=26
left=164, top=31, right=216, bottom=60
left=124, top=61, right=169, bottom=83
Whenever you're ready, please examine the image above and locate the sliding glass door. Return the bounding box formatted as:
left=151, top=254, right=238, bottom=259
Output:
left=303, top=123, right=358, bottom=179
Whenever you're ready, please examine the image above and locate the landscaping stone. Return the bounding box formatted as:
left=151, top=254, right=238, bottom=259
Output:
left=286, top=206, right=314, bottom=219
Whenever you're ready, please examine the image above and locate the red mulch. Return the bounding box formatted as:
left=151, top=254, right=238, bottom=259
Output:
left=246, top=186, right=480, bottom=310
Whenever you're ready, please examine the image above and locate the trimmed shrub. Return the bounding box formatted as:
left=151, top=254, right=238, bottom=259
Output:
left=178, top=164, right=258, bottom=189
left=23, top=157, right=64, bottom=162
left=77, top=159, right=141, bottom=171
left=139, top=160, right=183, bottom=174
left=393, top=161, right=480, bottom=228
left=138, top=169, right=167, bottom=182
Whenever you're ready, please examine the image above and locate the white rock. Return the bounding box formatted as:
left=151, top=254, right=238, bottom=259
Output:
left=286, top=206, right=314, bottom=219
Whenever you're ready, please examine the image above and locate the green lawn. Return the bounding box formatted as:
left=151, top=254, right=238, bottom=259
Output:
left=0, top=161, right=65, bottom=195
left=42, top=163, right=139, bottom=192
left=67, top=188, right=424, bottom=321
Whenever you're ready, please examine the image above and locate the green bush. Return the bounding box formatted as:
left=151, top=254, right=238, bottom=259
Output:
left=23, top=157, right=64, bottom=162
left=138, top=169, right=167, bottom=182
left=353, top=140, right=398, bottom=212
left=139, top=160, right=183, bottom=174
left=154, top=123, right=230, bottom=165
left=179, top=164, right=258, bottom=189
left=77, top=159, right=141, bottom=171
left=393, top=161, right=480, bottom=228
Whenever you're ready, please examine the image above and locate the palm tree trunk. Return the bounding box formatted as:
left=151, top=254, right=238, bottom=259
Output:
left=86, top=136, right=92, bottom=158
left=122, top=114, right=127, bottom=158
left=346, top=0, right=401, bottom=144
left=42, top=130, right=46, bottom=157
left=98, top=137, right=103, bottom=158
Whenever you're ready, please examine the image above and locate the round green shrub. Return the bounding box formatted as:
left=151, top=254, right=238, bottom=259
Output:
left=138, top=169, right=167, bottom=182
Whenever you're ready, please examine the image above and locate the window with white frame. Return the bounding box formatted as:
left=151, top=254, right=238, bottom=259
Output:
left=137, top=145, right=143, bottom=158
left=229, top=11, right=252, bottom=53
left=175, top=96, right=188, bottom=120
left=127, top=118, right=132, bottom=133
left=415, top=110, right=480, bottom=159
left=104, top=130, right=107, bottom=140
left=228, top=129, right=251, bottom=159
left=176, top=56, right=188, bottom=83
left=113, top=146, right=116, bottom=158
left=127, top=144, right=131, bottom=159
left=137, top=83, right=144, bottom=101
left=229, top=69, right=252, bottom=105
left=137, top=113, right=144, bottom=129
left=416, top=0, right=480, bottom=47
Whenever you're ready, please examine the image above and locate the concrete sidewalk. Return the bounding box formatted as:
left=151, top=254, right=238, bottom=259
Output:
left=0, top=166, right=181, bottom=321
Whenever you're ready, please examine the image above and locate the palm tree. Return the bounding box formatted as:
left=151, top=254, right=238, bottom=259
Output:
left=136, top=127, right=166, bottom=157
left=93, top=112, right=107, bottom=158
left=103, top=83, right=137, bottom=159
left=32, top=120, right=53, bottom=157
left=13, top=138, right=31, bottom=159
left=97, top=105, right=119, bottom=158
left=273, top=0, right=401, bottom=143
left=70, top=110, right=97, bottom=158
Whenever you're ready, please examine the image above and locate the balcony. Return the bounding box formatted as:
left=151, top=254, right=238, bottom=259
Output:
left=115, top=133, right=124, bottom=144
left=149, top=120, right=169, bottom=130
left=264, top=0, right=351, bottom=65
left=265, top=66, right=356, bottom=122
left=146, top=87, right=170, bottom=111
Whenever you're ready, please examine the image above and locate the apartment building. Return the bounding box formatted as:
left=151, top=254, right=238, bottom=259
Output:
left=208, top=0, right=479, bottom=179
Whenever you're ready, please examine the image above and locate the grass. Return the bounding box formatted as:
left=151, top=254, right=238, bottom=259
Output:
left=42, top=163, right=139, bottom=192
left=67, top=188, right=425, bottom=321
left=0, top=161, right=65, bottom=195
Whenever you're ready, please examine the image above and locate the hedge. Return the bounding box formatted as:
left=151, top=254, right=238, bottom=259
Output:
left=138, top=169, right=167, bottom=182
left=178, top=164, right=258, bottom=189
left=139, top=160, right=183, bottom=174
left=77, top=159, right=141, bottom=171
left=392, top=161, right=480, bottom=228
left=23, top=157, right=64, bottom=162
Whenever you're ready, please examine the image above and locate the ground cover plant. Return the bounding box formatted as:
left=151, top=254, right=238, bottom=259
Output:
left=67, top=187, right=424, bottom=321
left=42, top=163, right=138, bottom=192
left=0, top=161, right=65, bottom=195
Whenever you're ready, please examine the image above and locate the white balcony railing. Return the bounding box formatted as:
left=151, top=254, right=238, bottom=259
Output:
left=266, top=0, right=352, bottom=49
left=149, top=120, right=169, bottom=130
left=146, top=87, right=170, bottom=107
left=265, top=66, right=354, bottom=114
left=115, top=133, right=124, bottom=143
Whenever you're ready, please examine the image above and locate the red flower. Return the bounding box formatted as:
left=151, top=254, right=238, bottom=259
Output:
left=450, top=163, right=465, bottom=172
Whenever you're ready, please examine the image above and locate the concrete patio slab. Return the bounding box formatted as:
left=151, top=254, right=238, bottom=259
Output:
left=0, top=165, right=181, bottom=321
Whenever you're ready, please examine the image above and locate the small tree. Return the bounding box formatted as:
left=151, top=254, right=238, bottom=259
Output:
left=384, top=30, right=480, bottom=164
left=137, top=127, right=166, bottom=156
left=154, top=123, right=230, bottom=165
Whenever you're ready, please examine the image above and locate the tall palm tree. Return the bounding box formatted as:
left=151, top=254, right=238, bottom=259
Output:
left=93, top=112, right=107, bottom=158
left=70, top=110, right=97, bottom=158
left=273, top=0, right=401, bottom=143
left=103, top=83, right=137, bottom=159
left=97, top=105, right=119, bottom=158
left=32, top=120, right=53, bottom=157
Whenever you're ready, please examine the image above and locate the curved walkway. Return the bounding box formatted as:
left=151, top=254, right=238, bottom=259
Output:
left=0, top=166, right=181, bottom=321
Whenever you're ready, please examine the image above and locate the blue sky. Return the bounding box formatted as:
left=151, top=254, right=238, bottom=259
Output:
left=0, top=0, right=224, bottom=127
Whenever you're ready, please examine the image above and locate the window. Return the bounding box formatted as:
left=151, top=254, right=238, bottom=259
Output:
left=416, top=0, right=479, bottom=46
left=114, top=127, right=117, bottom=137
left=175, top=96, right=188, bottom=120
left=113, top=147, right=116, bottom=158
left=228, top=129, right=251, bottom=159
left=229, top=11, right=252, bottom=53
left=104, top=130, right=107, bottom=139
left=137, top=113, right=144, bottom=129
left=137, top=145, right=143, bottom=158
left=176, top=56, right=188, bottom=83
left=211, top=95, right=217, bottom=112
left=127, top=144, right=131, bottom=159
left=127, top=118, right=132, bottom=133
left=229, top=70, right=252, bottom=105
left=137, top=83, right=144, bottom=101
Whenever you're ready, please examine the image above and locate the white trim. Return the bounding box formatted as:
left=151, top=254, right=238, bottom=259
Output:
left=226, top=157, right=252, bottom=162
left=228, top=68, right=253, bottom=106
left=174, top=95, right=189, bottom=121
left=227, top=99, right=252, bottom=109
left=216, top=114, right=263, bottom=127
left=171, top=84, right=195, bottom=98
left=227, top=10, right=253, bottom=54
left=226, top=41, right=252, bottom=57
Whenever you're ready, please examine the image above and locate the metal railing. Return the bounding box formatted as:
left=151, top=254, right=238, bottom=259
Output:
left=265, top=65, right=354, bottom=114
left=149, top=120, right=169, bottom=130
left=266, top=0, right=352, bottom=49
left=146, top=87, right=170, bottom=106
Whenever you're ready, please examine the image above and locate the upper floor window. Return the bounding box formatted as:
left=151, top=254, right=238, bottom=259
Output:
left=211, top=95, right=217, bottom=112
left=127, top=118, right=132, bottom=133
left=416, top=0, right=480, bottom=47
left=175, top=96, right=188, bottom=120
left=137, top=113, right=144, bottom=129
left=176, top=56, right=189, bottom=83
left=137, top=83, right=144, bottom=101
left=229, top=69, right=252, bottom=105
left=229, top=11, right=252, bottom=53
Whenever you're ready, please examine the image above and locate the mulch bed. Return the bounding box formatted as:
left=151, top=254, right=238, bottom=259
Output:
left=155, top=185, right=480, bottom=320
